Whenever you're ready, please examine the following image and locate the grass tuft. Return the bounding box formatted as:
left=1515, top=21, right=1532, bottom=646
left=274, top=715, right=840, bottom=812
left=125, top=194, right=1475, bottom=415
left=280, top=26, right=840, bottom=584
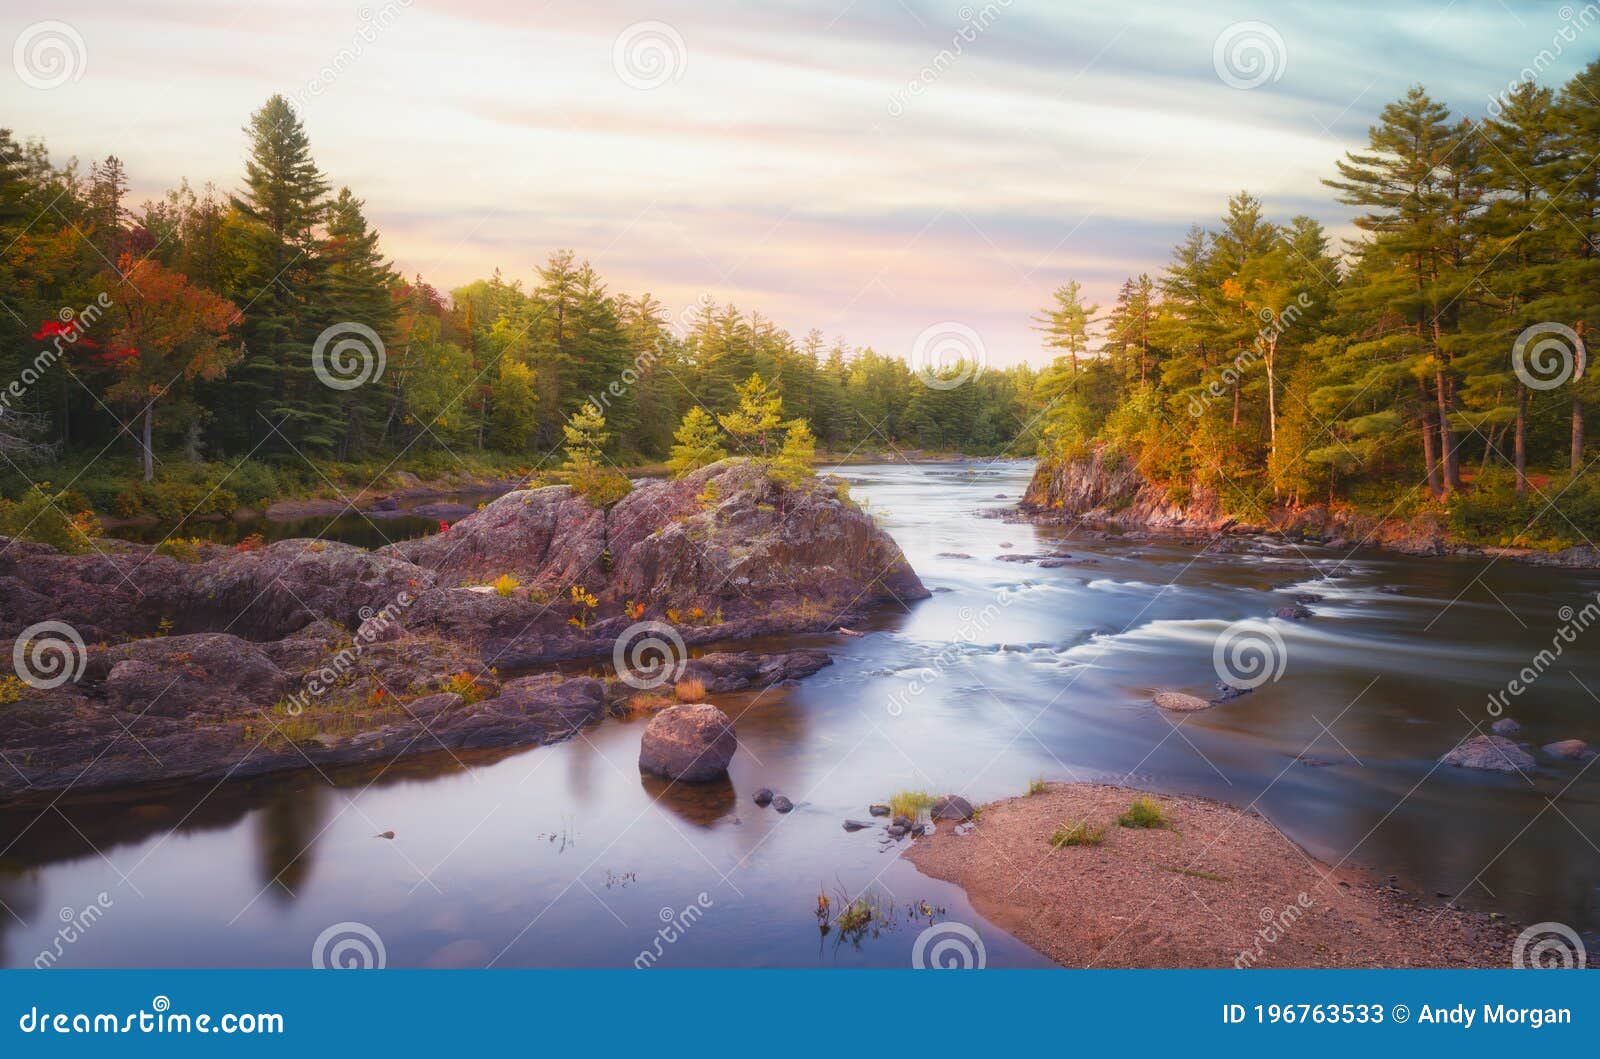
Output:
left=1117, top=796, right=1168, bottom=829
left=887, top=789, right=935, bottom=820
left=1049, top=821, right=1106, bottom=848
left=1026, top=777, right=1048, bottom=796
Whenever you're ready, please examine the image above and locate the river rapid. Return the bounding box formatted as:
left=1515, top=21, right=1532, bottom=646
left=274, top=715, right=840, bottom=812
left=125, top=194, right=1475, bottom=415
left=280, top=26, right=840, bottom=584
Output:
left=2, top=460, right=1597, bottom=968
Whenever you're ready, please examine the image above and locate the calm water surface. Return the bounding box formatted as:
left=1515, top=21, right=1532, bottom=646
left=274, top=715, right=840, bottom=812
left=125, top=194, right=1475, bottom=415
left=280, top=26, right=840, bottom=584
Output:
left=4, top=461, right=1599, bottom=967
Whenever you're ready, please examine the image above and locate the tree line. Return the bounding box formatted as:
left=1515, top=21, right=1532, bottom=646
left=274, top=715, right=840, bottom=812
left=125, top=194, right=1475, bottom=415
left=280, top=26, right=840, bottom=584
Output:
left=1033, top=62, right=1600, bottom=543
left=0, top=94, right=1037, bottom=508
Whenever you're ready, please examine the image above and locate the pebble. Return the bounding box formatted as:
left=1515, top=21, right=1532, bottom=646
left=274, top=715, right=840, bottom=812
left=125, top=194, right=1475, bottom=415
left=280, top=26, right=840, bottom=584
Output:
left=772, top=796, right=794, bottom=813
left=753, top=788, right=774, bottom=806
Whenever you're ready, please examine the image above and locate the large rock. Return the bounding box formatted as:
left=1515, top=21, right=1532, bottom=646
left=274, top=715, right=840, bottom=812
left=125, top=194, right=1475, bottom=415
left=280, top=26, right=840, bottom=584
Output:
left=638, top=703, right=737, bottom=782
left=381, top=485, right=604, bottom=589
left=1440, top=734, right=1535, bottom=772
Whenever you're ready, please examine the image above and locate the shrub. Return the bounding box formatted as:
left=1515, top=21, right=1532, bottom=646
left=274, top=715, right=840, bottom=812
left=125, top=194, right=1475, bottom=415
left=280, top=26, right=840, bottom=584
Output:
left=440, top=671, right=488, bottom=705
left=568, top=463, right=632, bottom=508
left=1050, top=822, right=1105, bottom=848
left=234, top=533, right=266, bottom=552
left=154, top=537, right=205, bottom=563
left=492, top=573, right=521, bottom=597
left=0, top=484, right=102, bottom=554
left=1117, top=797, right=1167, bottom=829
left=0, top=675, right=26, bottom=705
left=1026, top=777, right=1048, bottom=796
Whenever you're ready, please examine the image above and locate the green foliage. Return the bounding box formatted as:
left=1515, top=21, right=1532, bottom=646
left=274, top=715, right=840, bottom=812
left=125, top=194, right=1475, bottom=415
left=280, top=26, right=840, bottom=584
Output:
left=0, top=675, right=27, bottom=704
left=1117, top=797, right=1168, bottom=829
left=667, top=405, right=727, bottom=477
left=154, top=537, right=205, bottom=563
left=1050, top=822, right=1106, bottom=848
left=560, top=402, right=632, bottom=507
left=770, top=418, right=817, bottom=488
left=1026, top=777, right=1048, bottom=796
left=0, top=484, right=102, bottom=553
left=719, top=373, right=785, bottom=455
left=888, top=789, right=935, bottom=820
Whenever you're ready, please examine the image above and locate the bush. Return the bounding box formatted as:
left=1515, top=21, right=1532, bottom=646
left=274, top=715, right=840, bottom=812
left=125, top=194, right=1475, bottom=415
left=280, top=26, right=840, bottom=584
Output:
left=1050, top=822, right=1105, bottom=848
left=0, top=484, right=102, bottom=554
left=1026, top=777, right=1048, bottom=796
left=492, top=573, right=520, bottom=597
left=567, top=464, right=632, bottom=509
left=888, top=790, right=935, bottom=820
left=1117, top=797, right=1168, bottom=829
left=154, top=537, right=205, bottom=563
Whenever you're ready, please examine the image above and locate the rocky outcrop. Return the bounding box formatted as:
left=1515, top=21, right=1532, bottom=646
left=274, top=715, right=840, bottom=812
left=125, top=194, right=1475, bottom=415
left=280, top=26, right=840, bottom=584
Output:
left=638, top=703, right=738, bottom=782
left=0, top=459, right=914, bottom=800
left=1440, top=734, right=1535, bottom=772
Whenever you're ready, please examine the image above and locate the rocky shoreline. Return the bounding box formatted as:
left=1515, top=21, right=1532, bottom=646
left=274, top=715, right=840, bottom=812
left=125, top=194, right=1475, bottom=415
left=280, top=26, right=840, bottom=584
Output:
left=1015, top=446, right=1600, bottom=569
left=0, top=459, right=925, bottom=802
left=904, top=782, right=1531, bottom=968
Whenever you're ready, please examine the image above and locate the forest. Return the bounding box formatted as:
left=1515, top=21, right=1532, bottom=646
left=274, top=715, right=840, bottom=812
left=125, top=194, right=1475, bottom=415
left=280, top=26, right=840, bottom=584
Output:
left=0, top=94, right=1035, bottom=520
left=1032, top=63, right=1600, bottom=546
left=5, top=56, right=1600, bottom=549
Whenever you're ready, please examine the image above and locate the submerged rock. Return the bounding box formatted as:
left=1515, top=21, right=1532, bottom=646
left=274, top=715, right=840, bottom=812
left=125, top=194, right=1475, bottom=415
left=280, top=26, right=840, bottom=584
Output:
left=1489, top=717, right=1521, bottom=736
left=1440, top=734, right=1534, bottom=772
left=867, top=803, right=891, bottom=817
left=1273, top=604, right=1314, bottom=621
left=1542, top=739, right=1593, bottom=761
left=842, top=819, right=875, bottom=831
left=638, top=703, right=738, bottom=783
left=1154, top=691, right=1211, bottom=712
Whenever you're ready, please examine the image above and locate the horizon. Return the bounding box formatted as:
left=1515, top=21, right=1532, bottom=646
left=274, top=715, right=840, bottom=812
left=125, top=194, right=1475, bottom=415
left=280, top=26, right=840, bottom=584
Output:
left=9, top=0, right=1599, bottom=369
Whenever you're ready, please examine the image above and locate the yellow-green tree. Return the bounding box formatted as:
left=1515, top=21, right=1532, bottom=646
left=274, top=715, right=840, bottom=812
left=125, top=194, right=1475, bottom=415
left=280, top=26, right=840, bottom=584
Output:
left=771, top=418, right=817, bottom=488
left=667, top=405, right=727, bottom=477
left=718, top=372, right=784, bottom=455
left=560, top=402, right=630, bottom=506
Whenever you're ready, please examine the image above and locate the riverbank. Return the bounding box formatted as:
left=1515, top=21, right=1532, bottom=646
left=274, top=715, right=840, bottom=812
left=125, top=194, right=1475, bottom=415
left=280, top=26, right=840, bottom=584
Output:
left=904, top=783, right=1524, bottom=968
left=1018, top=447, right=1600, bottom=569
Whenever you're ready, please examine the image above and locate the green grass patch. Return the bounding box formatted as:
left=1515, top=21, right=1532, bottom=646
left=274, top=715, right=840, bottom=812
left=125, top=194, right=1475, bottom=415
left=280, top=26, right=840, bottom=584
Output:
left=887, top=789, right=935, bottom=820
left=1117, top=796, right=1168, bottom=829
left=1049, top=822, right=1106, bottom=849
left=1026, top=777, right=1048, bottom=796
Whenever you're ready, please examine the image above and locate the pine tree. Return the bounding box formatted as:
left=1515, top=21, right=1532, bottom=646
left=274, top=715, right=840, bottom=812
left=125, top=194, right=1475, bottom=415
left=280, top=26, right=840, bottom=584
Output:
left=719, top=372, right=784, bottom=455
left=667, top=405, right=727, bottom=477
left=1032, top=280, right=1098, bottom=378
left=771, top=418, right=816, bottom=488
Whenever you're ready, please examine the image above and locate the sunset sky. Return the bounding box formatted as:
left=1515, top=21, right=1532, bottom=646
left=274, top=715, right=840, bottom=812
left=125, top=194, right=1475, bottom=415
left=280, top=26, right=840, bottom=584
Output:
left=5, top=0, right=1595, bottom=367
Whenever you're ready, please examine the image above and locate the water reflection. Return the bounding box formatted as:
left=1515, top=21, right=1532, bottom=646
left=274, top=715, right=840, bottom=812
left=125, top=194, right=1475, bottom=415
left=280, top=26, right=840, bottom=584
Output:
left=5, top=460, right=1599, bottom=966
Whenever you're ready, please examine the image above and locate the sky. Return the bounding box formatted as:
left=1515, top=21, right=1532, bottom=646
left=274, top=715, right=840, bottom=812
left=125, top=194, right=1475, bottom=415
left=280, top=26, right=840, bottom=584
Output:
left=4, top=0, right=1600, bottom=368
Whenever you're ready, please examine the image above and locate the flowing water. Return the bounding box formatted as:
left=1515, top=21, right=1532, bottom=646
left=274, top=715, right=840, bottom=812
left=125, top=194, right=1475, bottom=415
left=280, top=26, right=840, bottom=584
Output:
left=4, top=461, right=1599, bottom=968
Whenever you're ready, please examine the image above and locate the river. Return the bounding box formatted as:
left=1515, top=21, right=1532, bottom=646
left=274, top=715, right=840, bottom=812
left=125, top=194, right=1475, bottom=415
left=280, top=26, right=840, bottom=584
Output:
left=2, top=460, right=1597, bottom=968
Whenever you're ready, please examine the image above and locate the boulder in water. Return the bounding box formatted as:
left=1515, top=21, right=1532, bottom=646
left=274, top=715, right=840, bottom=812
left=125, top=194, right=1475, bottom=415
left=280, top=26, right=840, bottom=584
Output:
left=1440, top=734, right=1534, bottom=772
left=638, top=703, right=737, bottom=782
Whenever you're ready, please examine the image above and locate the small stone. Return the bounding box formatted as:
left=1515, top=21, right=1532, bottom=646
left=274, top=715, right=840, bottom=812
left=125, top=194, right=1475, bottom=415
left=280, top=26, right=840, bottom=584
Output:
left=1212, top=682, right=1251, bottom=703
left=1542, top=739, right=1592, bottom=760
left=1490, top=718, right=1521, bottom=736
left=1439, top=734, right=1535, bottom=772
left=867, top=803, right=891, bottom=816
left=1273, top=604, right=1313, bottom=621
left=892, top=814, right=913, bottom=830
left=772, top=795, right=794, bottom=813
left=885, top=824, right=907, bottom=839
left=753, top=788, right=774, bottom=806
left=954, top=822, right=974, bottom=836
left=374, top=830, right=395, bottom=839
left=1154, top=691, right=1211, bottom=712
left=1291, top=592, right=1324, bottom=604
left=842, top=819, right=875, bottom=831
left=999, top=541, right=1013, bottom=548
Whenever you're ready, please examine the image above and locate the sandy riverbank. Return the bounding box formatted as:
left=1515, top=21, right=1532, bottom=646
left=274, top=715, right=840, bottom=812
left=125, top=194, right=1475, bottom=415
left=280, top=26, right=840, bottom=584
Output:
left=905, top=783, right=1525, bottom=968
